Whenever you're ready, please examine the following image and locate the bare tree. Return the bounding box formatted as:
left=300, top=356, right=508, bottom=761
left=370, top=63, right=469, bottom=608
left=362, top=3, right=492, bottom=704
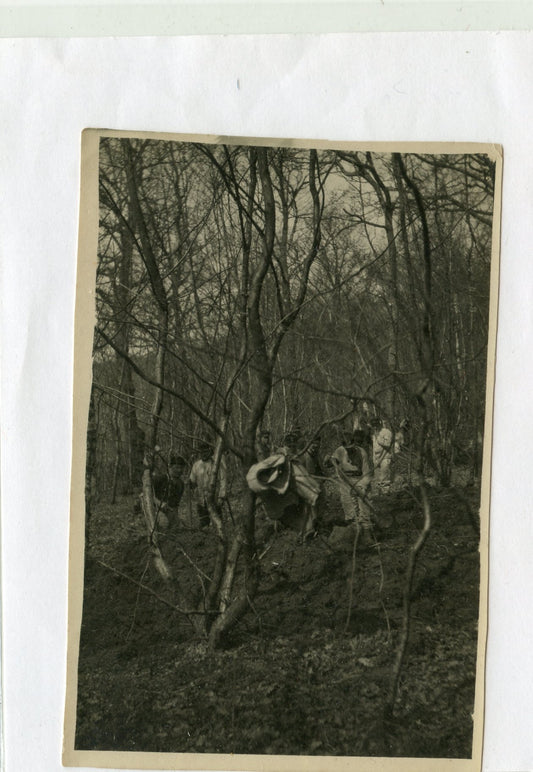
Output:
left=90, top=139, right=493, bottom=649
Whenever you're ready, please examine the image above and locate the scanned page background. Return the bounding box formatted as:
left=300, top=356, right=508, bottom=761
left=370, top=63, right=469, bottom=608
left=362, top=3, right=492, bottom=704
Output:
left=1, top=32, right=532, bottom=771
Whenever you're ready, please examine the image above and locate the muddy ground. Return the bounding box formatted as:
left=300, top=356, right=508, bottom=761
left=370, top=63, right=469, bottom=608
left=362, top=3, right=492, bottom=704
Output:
left=75, top=484, right=481, bottom=759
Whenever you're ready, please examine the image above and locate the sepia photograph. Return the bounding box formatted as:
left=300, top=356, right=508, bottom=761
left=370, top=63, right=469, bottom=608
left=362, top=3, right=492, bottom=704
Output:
left=64, top=131, right=501, bottom=770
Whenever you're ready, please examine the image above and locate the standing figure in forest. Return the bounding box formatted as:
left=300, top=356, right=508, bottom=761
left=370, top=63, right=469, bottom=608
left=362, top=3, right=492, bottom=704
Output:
left=352, top=401, right=374, bottom=456
left=301, top=434, right=322, bottom=476
left=389, top=418, right=410, bottom=486
left=394, top=419, right=408, bottom=454
left=152, top=454, right=186, bottom=531
left=371, top=418, right=393, bottom=494
left=297, top=433, right=323, bottom=540
left=189, top=442, right=227, bottom=530
left=330, top=429, right=373, bottom=538
left=256, top=429, right=272, bottom=461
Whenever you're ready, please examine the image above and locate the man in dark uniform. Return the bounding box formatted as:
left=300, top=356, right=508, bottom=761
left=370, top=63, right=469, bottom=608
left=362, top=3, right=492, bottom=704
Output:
left=256, top=429, right=272, bottom=461
left=152, top=454, right=186, bottom=531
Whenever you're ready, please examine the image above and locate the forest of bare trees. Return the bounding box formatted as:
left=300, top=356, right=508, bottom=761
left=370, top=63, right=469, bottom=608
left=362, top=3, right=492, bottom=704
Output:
left=88, top=138, right=492, bottom=633
left=76, top=137, right=496, bottom=758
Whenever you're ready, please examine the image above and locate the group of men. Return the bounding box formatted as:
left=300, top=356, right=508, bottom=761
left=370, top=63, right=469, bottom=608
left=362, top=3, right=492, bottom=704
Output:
left=150, top=442, right=226, bottom=532
left=254, top=418, right=408, bottom=542
left=146, top=416, right=407, bottom=540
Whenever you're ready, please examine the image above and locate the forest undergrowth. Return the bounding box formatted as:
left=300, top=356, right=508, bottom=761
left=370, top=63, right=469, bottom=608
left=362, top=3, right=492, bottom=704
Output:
left=75, top=485, right=480, bottom=758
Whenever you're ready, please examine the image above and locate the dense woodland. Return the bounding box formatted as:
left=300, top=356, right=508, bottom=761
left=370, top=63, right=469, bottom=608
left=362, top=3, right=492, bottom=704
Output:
left=77, top=138, right=495, bottom=757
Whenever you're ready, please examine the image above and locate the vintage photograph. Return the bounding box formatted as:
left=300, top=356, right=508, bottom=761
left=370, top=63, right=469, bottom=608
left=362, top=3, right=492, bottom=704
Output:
left=65, top=132, right=500, bottom=769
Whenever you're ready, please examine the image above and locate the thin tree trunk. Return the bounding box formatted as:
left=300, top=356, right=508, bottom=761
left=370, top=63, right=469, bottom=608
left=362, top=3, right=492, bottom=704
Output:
left=206, top=147, right=323, bottom=648
left=110, top=407, right=121, bottom=505
left=85, top=382, right=98, bottom=539
left=385, top=484, right=431, bottom=719
left=124, top=140, right=172, bottom=580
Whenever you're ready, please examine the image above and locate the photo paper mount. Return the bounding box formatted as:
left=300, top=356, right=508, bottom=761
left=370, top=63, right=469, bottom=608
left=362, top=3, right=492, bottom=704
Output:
left=64, top=129, right=502, bottom=772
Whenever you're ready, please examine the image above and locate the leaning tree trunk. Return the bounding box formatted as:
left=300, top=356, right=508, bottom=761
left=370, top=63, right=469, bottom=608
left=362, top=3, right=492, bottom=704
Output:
left=206, top=360, right=272, bottom=646
left=199, top=416, right=231, bottom=621
left=207, top=147, right=324, bottom=648
left=112, top=195, right=142, bottom=495
left=139, top=311, right=171, bottom=580
left=125, top=140, right=173, bottom=581
left=206, top=148, right=273, bottom=648
left=385, top=484, right=431, bottom=720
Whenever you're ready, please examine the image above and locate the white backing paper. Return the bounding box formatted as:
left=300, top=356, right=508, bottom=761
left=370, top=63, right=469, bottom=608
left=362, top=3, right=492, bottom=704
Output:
left=1, top=32, right=532, bottom=772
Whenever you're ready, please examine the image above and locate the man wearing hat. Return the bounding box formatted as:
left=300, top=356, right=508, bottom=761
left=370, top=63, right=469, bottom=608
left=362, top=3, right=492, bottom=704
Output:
left=330, top=429, right=373, bottom=535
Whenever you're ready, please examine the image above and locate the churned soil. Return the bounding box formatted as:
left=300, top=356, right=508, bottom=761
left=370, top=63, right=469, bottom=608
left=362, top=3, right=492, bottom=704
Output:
left=75, top=484, right=481, bottom=759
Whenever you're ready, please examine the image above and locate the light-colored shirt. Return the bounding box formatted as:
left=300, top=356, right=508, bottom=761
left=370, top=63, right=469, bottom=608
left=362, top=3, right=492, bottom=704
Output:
left=394, top=429, right=405, bottom=454
left=331, top=444, right=371, bottom=478
left=190, top=456, right=227, bottom=503
left=331, top=444, right=372, bottom=494
left=301, top=449, right=320, bottom=476
left=373, top=427, right=393, bottom=468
